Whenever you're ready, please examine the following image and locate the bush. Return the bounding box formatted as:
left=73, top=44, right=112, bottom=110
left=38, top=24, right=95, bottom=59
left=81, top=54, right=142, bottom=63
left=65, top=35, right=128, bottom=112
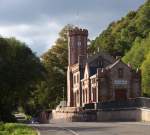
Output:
left=0, top=123, right=37, bottom=135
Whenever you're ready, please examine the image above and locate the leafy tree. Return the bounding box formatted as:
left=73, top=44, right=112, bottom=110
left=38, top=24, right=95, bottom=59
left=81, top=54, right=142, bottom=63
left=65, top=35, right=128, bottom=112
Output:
left=37, top=25, right=73, bottom=109
left=0, top=37, right=45, bottom=121
left=91, top=0, right=150, bottom=56
left=141, top=52, right=150, bottom=96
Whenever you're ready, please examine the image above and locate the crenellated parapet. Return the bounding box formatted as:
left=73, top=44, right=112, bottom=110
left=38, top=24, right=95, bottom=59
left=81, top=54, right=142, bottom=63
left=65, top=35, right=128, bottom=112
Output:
left=69, top=27, right=88, bottom=36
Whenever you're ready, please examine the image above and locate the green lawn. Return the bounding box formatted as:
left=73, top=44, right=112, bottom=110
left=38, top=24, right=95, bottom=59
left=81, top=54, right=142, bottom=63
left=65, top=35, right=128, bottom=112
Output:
left=0, top=123, right=37, bottom=135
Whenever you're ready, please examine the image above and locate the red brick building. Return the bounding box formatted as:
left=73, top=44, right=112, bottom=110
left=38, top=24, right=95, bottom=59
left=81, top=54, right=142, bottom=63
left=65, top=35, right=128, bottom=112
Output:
left=67, top=27, right=141, bottom=107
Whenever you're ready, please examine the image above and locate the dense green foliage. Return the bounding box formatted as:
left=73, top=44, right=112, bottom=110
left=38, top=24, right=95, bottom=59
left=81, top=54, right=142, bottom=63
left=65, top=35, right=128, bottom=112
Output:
left=91, top=0, right=150, bottom=96
left=123, top=35, right=150, bottom=96
left=0, top=37, right=45, bottom=121
left=91, top=0, right=150, bottom=55
left=141, top=51, right=150, bottom=96
left=0, top=123, right=37, bottom=135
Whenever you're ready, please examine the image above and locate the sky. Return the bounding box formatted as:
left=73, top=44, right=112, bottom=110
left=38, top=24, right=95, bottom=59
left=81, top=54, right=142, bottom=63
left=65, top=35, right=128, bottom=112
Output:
left=0, top=0, right=146, bottom=55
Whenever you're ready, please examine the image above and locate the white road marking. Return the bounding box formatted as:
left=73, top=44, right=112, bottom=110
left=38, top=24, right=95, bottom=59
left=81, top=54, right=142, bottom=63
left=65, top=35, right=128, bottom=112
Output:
left=59, top=127, right=79, bottom=135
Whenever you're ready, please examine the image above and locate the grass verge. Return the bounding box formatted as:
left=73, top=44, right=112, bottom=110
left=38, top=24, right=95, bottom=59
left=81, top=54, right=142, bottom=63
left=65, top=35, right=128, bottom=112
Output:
left=0, top=123, right=37, bottom=135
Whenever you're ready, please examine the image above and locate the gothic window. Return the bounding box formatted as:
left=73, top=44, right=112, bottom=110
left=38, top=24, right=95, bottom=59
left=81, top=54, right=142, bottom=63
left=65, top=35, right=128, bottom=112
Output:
left=83, top=90, right=85, bottom=103
left=74, top=92, right=76, bottom=107
left=77, top=36, right=81, bottom=47
left=77, top=41, right=81, bottom=47
left=85, top=89, right=87, bottom=103
left=73, top=75, right=76, bottom=84
left=92, top=78, right=96, bottom=84
left=118, top=68, right=124, bottom=78
left=77, top=90, right=79, bottom=104
left=77, top=74, right=79, bottom=83
left=92, top=88, right=96, bottom=102
left=82, top=81, right=84, bottom=86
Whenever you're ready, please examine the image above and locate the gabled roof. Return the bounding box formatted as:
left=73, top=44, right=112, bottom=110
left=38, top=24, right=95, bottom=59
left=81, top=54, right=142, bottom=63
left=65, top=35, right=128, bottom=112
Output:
left=83, top=63, right=97, bottom=78
left=106, top=59, right=120, bottom=69
left=87, top=52, right=116, bottom=64
left=85, top=52, right=116, bottom=76
left=106, top=59, right=131, bottom=70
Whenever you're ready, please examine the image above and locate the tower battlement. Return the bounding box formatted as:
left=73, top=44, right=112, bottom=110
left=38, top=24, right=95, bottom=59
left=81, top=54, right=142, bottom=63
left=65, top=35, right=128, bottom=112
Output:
left=69, top=27, right=88, bottom=36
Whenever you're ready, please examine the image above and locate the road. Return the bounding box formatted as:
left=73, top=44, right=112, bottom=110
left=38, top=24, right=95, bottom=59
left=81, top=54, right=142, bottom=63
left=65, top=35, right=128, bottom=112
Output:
left=31, top=122, right=150, bottom=135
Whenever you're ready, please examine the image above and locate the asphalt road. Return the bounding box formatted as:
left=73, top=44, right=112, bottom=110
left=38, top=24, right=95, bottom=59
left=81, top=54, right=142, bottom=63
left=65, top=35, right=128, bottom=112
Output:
left=31, top=122, right=150, bottom=135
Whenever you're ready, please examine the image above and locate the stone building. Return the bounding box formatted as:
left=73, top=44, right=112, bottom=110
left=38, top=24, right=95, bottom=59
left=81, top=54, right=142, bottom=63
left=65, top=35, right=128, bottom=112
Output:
left=67, top=27, right=141, bottom=107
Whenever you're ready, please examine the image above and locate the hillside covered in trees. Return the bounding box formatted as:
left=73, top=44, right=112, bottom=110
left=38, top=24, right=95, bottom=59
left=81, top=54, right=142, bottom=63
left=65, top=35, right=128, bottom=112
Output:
left=91, top=0, right=150, bottom=96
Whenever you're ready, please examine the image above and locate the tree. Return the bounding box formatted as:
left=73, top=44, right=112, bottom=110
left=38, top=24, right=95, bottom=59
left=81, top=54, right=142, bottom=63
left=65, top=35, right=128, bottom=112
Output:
left=141, top=52, right=150, bottom=96
left=91, top=0, right=150, bottom=56
left=0, top=37, right=45, bottom=121
left=37, top=25, right=73, bottom=109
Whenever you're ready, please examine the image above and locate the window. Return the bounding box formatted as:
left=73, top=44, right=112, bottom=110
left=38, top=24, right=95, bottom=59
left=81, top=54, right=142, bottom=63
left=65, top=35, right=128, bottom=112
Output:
left=77, top=74, right=79, bottom=83
left=85, top=89, right=88, bottom=103
left=118, top=68, right=124, bottom=78
left=92, top=78, right=96, bottom=84
left=77, top=41, right=81, bottom=47
left=92, top=88, right=96, bottom=102
left=82, top=81, right=84, bottom=86
left=77, top=90, right=79, bottom=104
left=77, top=36, right=81, bottom=47
left=83, top=90, right=85, bottom=103
left=73, top=75, right=76, bottom=84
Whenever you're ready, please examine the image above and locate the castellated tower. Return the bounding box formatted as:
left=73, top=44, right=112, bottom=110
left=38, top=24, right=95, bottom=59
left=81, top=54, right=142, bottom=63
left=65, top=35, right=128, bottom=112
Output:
left=68, top=27, right=88, bottom=65
left=67, top=27, right=88, bottom=107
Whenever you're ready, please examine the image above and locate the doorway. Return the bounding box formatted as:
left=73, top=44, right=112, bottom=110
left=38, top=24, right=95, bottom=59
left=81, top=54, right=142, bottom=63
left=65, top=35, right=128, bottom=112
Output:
left=115, top=89, right=127, bottom=101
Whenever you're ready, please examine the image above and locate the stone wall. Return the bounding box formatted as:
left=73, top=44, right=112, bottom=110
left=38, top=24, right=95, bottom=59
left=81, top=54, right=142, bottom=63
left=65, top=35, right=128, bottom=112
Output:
left=97, top=108, right=150, bottom=122
left=50, top=107, right=150, bottom=122
left=97, top=108, right=141, bottom=121
left=50, top=107, right=97, bottom=122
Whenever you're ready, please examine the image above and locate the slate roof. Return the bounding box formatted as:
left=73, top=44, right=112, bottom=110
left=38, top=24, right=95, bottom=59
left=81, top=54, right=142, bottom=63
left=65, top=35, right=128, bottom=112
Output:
left=87, top=52, right=116, bottom=64
left=106, top=59, right=120, bottom=69
left=84, top=52, right=116, bottom=77
left=89, top=67, right=97, bottom=76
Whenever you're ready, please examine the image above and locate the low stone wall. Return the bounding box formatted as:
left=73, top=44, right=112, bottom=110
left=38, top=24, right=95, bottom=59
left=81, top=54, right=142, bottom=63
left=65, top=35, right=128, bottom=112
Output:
left=50, top=107, right=150, bottom=122
left=51, top=107, right=97, bottom=122
left=97, top=108, right=141, bottom=121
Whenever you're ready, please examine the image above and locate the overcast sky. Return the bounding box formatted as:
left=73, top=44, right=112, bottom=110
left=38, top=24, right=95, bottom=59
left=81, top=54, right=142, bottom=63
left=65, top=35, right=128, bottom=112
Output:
left=0, top=0, right=146, bottom=55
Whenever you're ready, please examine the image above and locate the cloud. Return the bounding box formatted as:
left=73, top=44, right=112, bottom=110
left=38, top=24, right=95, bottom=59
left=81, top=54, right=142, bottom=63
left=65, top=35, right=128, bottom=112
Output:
left=0, top=22, right=62, bottom=55
left=0, top=0, right=145, bottom=55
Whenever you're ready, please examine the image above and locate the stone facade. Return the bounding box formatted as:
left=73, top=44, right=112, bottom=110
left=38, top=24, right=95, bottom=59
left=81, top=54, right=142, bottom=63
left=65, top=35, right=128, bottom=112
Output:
left=67, top=27, right=141, bottom=107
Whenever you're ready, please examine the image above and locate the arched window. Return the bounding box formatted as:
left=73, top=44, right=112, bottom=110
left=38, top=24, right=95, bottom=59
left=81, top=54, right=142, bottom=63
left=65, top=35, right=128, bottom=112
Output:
left=77, top=90, right=79, bottom=104
left=83, top=90, right=85, bottom=103
left=73, top=75, right=76, bottom=84
left=92, top=88, right=96, bottom=102
left=77, top=74, right=79, bottom=83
